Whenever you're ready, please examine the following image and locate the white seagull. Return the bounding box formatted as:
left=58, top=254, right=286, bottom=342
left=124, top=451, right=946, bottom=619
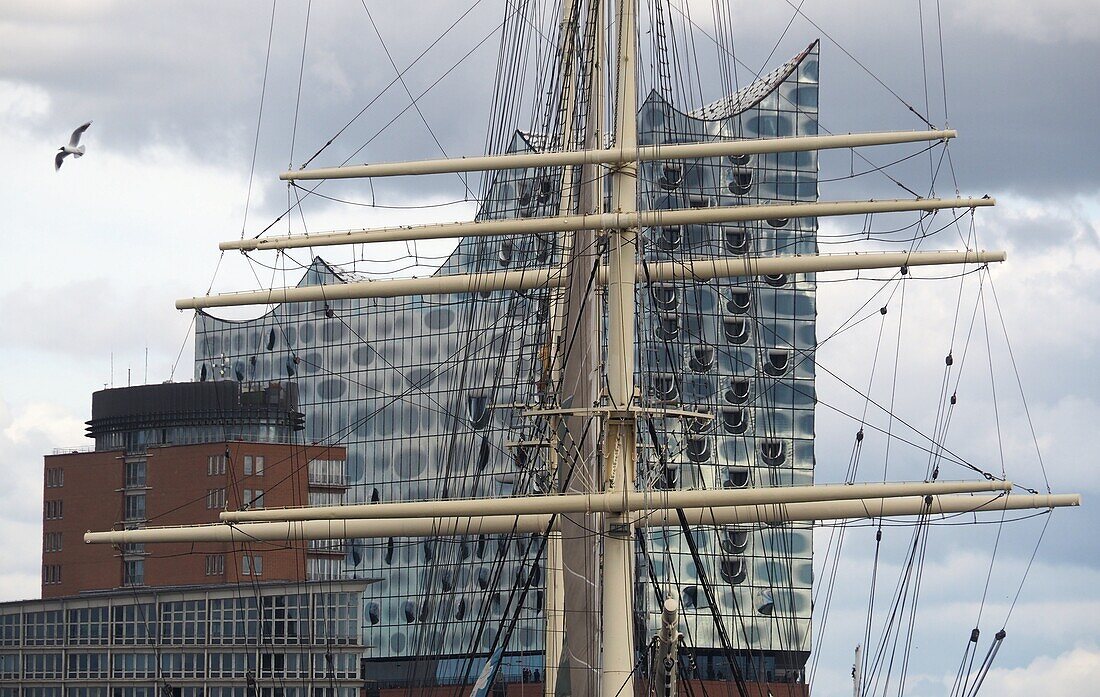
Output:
left=55, top=121, right=92, bottom=171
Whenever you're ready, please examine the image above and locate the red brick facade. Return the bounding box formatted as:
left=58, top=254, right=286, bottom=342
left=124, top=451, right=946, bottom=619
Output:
left=41, top=441, right=345, bottom=598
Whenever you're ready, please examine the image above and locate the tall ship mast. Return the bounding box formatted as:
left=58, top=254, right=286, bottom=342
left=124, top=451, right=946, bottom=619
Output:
left=87, top=2, right=1080, bottom=695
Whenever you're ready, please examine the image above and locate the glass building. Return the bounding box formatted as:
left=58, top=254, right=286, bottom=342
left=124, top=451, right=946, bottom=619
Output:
left=195, top=42, right=819, bottom=683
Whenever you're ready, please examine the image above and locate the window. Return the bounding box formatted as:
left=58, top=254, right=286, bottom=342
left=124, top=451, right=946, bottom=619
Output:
left=124, top=494, right=146, bottom=521
left=727, top=290, right=752, bottom=315
left=0, top=613, right=18, bottom=646
left=720, top=558, right=747, bottom=584
left=243, top=455, right=253, bottom=475
left=23, top=652, right=63, bottom=679
left=764, top=349, right=790, bottom=376
left=67, top=607, right=108, bottom=644
left=159, top=600, right=206, bottom=644
left=44, top=499, right=63, bottom=520
left=207, top=652, right=254, bottom=678
left=209, top=597, right=259, bottom=644
left=262, top=594, right=308, bottom=644
left=24, top=610, right=63, bottom=645
left=44, top=531, right=62, bottom=553
left=259, top=652, right=310, bottom=679
left=689, top=346, right=715, bottom=373
left=308, top=459, right=347, bottom=486
left=728, top=169, right=753, bottom=195
left=255, top=455, right=264, bottom=475
left=43, top=564, right=62, bottom=585
left=312, top=589, right=358, bottom=642
left=760, top=441, right=787, bottom=467
left=656, top=225, right=682, bottom=251
left=720, top=409, right=749, bottom=435
left=723, top=318, right=750, bottom=345
left=243, top=489, right=264, bottom=509
left=206, top=488, right=226, bottom=509
left=0, top=653, right=17, bottom=679
left=205, top=554, right=225, bottom=576
left=45, top=467, right=64, bottom=487
left=242, top=555, right=263, bottom=576
left=208, top=454, right=226, bottom=476
left=112, top=604, right=155, bottom=645
left=66, top=652, right=108, bottom=679
left=123, top=559, right=144, bottom=587
left=160, top=652, right=204, bottom=679
left=124, top=461, right=146, bottom=488
left=111, top=652, right=157, bottom=679
left=724, top=378, right=751, bottom=404
left=722, top=467, right=751, bottom=488
left=723, top=226, right=751, bottom=253
left=686, top=438, right=712, bottom=464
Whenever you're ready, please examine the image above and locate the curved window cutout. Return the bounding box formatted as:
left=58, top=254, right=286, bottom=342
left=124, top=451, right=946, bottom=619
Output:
left=727, top=290, right=751, bottom=315
left=496, top=537, right=508, bottom=559
left=728, top=169, right=753, bottom=196
left=498, top=240, right=513, bottom=268
left=476, top=536, right=487, bottom=559
left=720, top=558, right=748, bottom=585
left=476, top=438, right=491, bottom=473
left=682, top=586, right=708, bottom=610
left=655, top=465, right=678, bottom=490
left=384, top=538, right=395, bottom=566
left=460, top=539, right=470, bottom=561
left=517, top=180, right=532, bottom=207
left=761, top=440, right=786, bottom=467
left=658, top=163, right=684, bottom=191
left=403, top=601, right=416, bottom=624
left=651, top=284, right=679, bottom=312
left=477, top=567, right=490, bottom=590
left=422, top=540, right=434, bottom=563
left=266, top=328, right=277, bottom=351
left=656, top=316, right=680, bottom=341
left=657, top=226, right=682, bottom=252
left=720, top=409, right=749, bottom=435
left=723, top=227, right=751, bottom=254
left=722, top=528, right=750, bottom=554
left=727, top=153, right=751, bottom=167
left=418, top=602, right=430, bottom=623
left=767, top=217, right=789, bottom=228
left=653, top=375, right=680, bottom=403
left=686, top=437, right=712, bottom=464
left=537, top=177, right=554, bottom=203
left=440, top=570, right=454, bottom=592
left=764, top=273, right=788, bottom=288
left=468, top=395, right=491, bottom=429
left=724, top=378, right=751, bottom=404
left=367, top=602, right=380, bottom=625
left=757, top=589, right=775, bottom=616
left=536, top=236, right=553, bottom=263
left=765, top=349, right=790, bottom=376
left=723, top=467, right=750, bottom=488
left=689, top=346, right=715, bottom=373
left=686, top=414, right=713, bottom=435
left=723, top=318, right=750, bottom=345
left=455, top=599, right=467, bottom=621
left=370, top=488, right=380, bottom=503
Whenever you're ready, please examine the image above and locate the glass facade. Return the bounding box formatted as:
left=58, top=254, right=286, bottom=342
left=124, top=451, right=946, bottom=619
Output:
left=0, top=582, right=366, bottom=692
left=195, top=44, right=818, bottom=674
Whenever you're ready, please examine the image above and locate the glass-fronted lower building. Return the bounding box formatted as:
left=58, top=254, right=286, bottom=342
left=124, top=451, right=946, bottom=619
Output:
left=195, top=42, right=819, bottom=684
left=0, top=581, right=368, bottom=696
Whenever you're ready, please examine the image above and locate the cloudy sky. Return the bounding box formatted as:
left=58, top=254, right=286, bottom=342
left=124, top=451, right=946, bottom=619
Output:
left=1, top=1, right=1097, bottom=694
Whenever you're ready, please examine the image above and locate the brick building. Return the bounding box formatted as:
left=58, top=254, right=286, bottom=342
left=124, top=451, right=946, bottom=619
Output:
left=40, top=381, right=348, bottom=598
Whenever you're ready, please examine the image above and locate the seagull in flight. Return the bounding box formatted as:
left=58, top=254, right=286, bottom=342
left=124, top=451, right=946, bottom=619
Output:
left=55, top=121, right=92, bottom=171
